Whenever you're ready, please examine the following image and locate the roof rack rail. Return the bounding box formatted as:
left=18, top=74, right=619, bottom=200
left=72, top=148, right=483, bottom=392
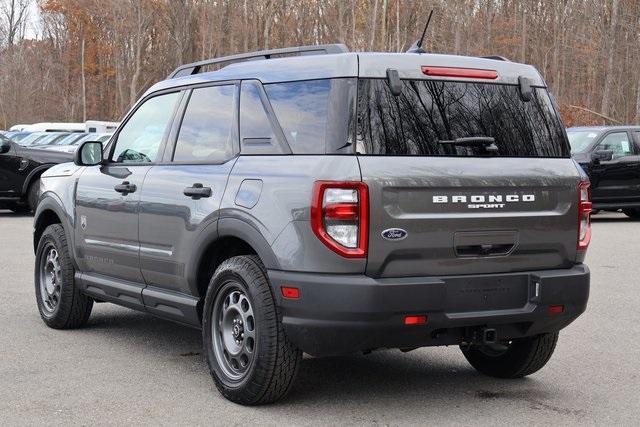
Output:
left=168, top=44, right=349, bottom=79
left=480, top=55, right=510, bottom=62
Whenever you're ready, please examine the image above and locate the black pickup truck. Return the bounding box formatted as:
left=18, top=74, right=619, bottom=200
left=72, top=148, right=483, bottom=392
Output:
left=568, top=126, right=640, bottom=218
left=0, top=134, right=72, bottom=213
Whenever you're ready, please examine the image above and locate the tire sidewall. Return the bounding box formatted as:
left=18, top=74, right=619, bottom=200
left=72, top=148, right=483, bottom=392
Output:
left=34, top=225, right=76, bottom=327
left=202, top=258, right=276, bottom=397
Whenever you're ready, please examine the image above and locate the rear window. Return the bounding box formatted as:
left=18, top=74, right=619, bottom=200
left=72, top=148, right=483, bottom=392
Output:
left=356, top=79, right=570, bottom=157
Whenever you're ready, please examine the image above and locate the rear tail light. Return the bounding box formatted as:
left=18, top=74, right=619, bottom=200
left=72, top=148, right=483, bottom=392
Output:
left=311, top=181, right=369, bottom=258
left=421, top=66, right=498, bottom=80
left=577, top=181, right=592, bottom=252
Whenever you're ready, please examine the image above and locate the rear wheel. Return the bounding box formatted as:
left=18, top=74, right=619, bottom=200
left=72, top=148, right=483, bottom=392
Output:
left=623, top=208, right=640, bottom=220
left=202, top=255, right=301, bottom=405
left=35, top=224, right=93, bottom=329
left=460, top=332, right=558, bottom=378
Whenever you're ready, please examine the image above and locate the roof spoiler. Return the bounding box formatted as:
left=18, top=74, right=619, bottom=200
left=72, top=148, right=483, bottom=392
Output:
left=168, top=44, right=349, bottom=79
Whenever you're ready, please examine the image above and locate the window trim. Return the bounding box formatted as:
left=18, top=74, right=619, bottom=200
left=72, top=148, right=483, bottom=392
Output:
left=105, top=89, right=185, bottom=167
left=162, top=81, right=241, bottom=165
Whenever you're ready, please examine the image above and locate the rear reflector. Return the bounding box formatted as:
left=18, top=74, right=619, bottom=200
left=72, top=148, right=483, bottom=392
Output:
left=577, top=181, right=592, bottom=252
left=404, top=315, right=427, bottom=325
left=548, top=305, right=564, bottom=315
left=421, top=66, right=498, bottom=80
left=281, top=287, right=300, bottom=299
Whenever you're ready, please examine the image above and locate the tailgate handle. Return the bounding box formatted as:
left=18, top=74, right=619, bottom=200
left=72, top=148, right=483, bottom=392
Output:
left=456, top=243, right=514, bottom=257
left=454, top=231, right=518, bottom=257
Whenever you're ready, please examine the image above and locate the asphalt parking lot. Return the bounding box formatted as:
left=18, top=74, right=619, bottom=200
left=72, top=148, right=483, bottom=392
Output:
left=0, top=211, right=638, bottom=425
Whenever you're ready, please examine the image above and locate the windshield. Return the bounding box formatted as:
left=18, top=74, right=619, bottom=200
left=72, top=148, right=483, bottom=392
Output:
left=567, top=130, right=600, bottom=154
left=356, top=79, right=570, bottom=157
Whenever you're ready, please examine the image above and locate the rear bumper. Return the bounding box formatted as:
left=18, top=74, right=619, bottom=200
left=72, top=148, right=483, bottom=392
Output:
left=268, top=265, right=589, bottom=357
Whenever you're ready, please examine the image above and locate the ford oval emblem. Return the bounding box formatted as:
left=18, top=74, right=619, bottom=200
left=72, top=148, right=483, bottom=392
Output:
left=381, top=228, right=408, bottom=241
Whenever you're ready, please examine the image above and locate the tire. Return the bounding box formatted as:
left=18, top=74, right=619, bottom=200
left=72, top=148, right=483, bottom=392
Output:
left=35, top=224, right=93, bottom=329
left=460, top=332, right=559, bottom=378
left=623, top=208, right=640, bottom=220
left=27, top=178, right=41, bottom=212
left=202, top=255, right=301, bottom=405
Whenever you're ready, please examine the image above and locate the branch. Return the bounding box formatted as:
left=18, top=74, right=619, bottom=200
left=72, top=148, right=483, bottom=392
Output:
left=566, top=105, right=623, bottom=125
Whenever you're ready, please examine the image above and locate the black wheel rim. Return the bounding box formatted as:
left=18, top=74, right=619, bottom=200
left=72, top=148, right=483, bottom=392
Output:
left=39, top=243, right=62, bottom=314
left=211, top=281, right=256, bottom=381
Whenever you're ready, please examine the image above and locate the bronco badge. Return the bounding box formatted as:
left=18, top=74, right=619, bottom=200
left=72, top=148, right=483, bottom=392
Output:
left=381, top=228, right=408, bottom=241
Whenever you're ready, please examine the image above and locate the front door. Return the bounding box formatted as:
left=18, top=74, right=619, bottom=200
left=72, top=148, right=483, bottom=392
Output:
left=590, top=131, right=640, bottom=203
left=138, top=84, right=238, bottom=320
left=75, top=91, right=182, bottom=285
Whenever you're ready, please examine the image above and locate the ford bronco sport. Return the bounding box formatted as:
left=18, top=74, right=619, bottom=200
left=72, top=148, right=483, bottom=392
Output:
left=33, top=44, right=591, bottom=405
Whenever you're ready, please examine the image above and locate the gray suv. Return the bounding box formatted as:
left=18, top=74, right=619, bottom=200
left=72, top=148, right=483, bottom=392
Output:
left=33, top=44, right=591, bottom=405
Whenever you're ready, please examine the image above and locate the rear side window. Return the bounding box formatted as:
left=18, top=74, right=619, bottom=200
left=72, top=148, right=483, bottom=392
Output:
left=264, top=80, right=330, bottom=154
left=240, top=82, right=276, bottom=143
left=173, top=85, right=236, bottom=162
left=357, top=79, right=570, bottom=157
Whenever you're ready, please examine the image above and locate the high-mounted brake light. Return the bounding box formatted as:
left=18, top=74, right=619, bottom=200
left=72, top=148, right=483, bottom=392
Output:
left=311, top=181, right=369, bottom=258
left=421, top=66, right=498, bottom=80
left=577, top=181, right=592, bottom=252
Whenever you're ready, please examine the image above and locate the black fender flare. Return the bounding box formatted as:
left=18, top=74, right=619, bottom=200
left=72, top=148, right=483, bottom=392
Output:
left=186, top=217, right=281, bottom=297
left=33, top=194, right=78, bottom=266
left=21, top=164, right=54, bottom=195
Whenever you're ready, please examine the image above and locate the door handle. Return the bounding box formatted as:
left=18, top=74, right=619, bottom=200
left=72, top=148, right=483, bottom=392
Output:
left=114, top=181, right=137, bottom=194
left=184, top=183, right=212, bottom=199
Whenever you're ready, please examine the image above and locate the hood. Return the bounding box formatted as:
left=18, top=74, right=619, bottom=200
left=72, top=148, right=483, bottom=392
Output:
left=42, top=162, right=83, bottom=178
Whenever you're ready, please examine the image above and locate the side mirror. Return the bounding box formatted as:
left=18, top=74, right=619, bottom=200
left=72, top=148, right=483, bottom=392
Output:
left=592, top=149, right=613, bottom=163
left=0, top=139, right=11, bottom=154
left=74, top=141, right=104, bottom=166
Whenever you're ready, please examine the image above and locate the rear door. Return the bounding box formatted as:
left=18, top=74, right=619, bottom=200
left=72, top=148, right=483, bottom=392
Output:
left=138, top=83, right=238, bottom=321
left=356, top=75, right=581, bottom=278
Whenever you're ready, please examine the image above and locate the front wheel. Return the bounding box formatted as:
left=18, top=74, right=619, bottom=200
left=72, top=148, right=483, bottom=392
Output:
left=460, top=332, right=559, bottom=378
left=35, top=224, right=93, bottom=329
left=202, top=255, right=301, bottom=405
left=623, top=208, right=640, bottom=220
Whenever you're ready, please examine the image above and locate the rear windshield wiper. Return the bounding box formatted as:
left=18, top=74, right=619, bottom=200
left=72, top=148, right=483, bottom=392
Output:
left=438, top=137, right=499, bottom=153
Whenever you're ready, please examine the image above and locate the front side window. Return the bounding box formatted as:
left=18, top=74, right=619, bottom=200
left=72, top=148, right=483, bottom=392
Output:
left=173, top=85, right=236, bottom=162
left=111, top=92, right=180, bottom=163
left=357, top=79, right=570, bottom=157
left=597, top=132, right=633, bottom=158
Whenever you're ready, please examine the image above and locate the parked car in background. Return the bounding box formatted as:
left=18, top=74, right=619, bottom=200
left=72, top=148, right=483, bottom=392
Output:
left=18, top=132, right=70, bottom=147
left=0, top=133, right=72, bottom=212
left=568, top=126, right=640, bottom=218
left=5, top=131, right=33, bottom=144
left=39, top=133, right=112, bottom=153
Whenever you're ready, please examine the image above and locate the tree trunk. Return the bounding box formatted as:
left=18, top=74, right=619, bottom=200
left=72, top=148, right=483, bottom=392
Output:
left=601, top=0, right=619, bottom=117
